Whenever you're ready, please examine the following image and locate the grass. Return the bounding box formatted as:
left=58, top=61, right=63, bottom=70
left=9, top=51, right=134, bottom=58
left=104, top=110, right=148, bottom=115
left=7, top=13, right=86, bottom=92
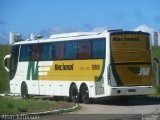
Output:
left=151, top=46, right=160, bottom=78
left=0, top=97, right=55, bottom=114
left=151, top=46, right=160, bottom=95
left=152, top=46, right=160, bottom=61
left=0, top=45, right=11, bottom=93
left=0, top=97, right=76, bottom=114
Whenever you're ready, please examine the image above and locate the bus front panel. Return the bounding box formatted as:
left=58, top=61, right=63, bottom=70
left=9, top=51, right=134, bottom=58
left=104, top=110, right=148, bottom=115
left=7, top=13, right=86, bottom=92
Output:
left=110, top=32, right=152, bottom=86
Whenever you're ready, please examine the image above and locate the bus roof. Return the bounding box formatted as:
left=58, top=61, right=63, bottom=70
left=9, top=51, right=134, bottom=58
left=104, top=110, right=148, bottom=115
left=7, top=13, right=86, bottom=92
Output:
left=49, top=32, right=98, bottom=39
left=13, top=31, right=149, bottom=45
left=13, top=32, right=106, bottom=45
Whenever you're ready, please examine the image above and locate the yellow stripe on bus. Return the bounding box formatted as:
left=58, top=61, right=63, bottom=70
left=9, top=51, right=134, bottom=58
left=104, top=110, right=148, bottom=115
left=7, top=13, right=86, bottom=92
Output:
left=39, top=59, right=104, bottom=81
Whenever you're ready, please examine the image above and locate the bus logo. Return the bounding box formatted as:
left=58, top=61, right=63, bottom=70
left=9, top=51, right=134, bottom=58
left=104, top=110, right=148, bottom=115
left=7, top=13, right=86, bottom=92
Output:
left=138, top=67, right=150, bottom=76
left=27, top=61, right=39, bottom=80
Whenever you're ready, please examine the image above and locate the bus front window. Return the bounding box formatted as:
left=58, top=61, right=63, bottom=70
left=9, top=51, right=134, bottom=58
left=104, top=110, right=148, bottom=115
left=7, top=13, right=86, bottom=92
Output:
left=10, top=45, right=19, bottom=80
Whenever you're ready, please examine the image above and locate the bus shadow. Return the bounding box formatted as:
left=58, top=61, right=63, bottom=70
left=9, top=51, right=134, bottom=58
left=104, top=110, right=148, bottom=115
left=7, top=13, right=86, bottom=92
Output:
left=127, top=97, right=160, bottom=106
left=38, top=96, right=160, bottom=106
left=92, top=96, right=160, bottom=106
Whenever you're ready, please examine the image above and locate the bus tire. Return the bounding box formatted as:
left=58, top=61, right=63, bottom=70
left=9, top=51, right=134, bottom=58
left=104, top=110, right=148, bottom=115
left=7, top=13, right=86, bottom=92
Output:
left=21, top=82, right=29, bottom=99
left=70, top=84, right=79, bottom=103
left=80, top=84, right=90, bottom=104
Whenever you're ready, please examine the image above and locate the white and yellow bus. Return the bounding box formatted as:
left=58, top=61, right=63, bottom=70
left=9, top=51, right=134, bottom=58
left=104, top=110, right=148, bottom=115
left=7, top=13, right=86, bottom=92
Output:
left=4, top=30, right=153, bottom=103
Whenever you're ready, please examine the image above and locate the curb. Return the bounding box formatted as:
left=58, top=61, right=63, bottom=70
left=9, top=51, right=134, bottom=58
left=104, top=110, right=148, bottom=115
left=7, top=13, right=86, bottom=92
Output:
left=30, top=104, right=80, bottom=115
left=0, top=93, right=20, bottom=97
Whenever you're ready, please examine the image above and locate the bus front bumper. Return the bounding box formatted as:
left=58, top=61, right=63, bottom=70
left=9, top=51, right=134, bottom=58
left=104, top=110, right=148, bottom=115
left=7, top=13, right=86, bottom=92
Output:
left=109, top=86, right=153, bottom=96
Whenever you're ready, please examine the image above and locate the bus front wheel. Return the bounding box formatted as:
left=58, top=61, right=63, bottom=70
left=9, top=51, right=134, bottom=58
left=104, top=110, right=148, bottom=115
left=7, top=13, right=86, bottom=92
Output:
left=21, top=82, right=29, bottom=99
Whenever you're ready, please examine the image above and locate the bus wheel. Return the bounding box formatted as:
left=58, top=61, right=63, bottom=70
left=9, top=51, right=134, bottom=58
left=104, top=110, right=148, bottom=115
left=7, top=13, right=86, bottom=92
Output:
left=21, top=82, right=29, bottom=99
left=70, top=84, right=79, bottom=103
left=81, top=84, right=90, bottom=104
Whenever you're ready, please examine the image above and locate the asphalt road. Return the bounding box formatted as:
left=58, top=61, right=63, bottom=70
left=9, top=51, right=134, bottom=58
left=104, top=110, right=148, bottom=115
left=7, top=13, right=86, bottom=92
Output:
left=70, top=97, right=160, bottom=114
left=39, top=97, right=160, bottom=120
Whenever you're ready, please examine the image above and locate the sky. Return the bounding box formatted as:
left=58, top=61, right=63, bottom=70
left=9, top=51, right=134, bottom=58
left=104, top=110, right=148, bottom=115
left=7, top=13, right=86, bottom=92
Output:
left=0, top=0, right=160, bottom=44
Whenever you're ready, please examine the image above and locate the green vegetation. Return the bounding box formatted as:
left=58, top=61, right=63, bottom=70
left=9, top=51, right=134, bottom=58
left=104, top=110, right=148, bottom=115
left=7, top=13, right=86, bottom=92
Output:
left=0, top=45, right=11, bottom=92
left=154, top=85, right=160, bottom=94
left=0, top=97, right=56, bottom=114
left=0, top=97, right=76, bottom=114
left=152, top=46, right=160, bottom=95
left=152, top=46, right=160, bottom=61
left=152, top=46, right=160, bottom=76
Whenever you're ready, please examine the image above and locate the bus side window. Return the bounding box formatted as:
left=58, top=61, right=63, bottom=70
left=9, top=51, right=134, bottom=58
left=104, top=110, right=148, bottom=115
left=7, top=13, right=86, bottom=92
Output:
left=78, top=41, right=91, bottom=59
left=65, top=41, right=77, bottom=59
left=41, top=44, right=52, bottom=61
left=92, top=39, right=106, bottom=59
left=31, top=44, right=40, bottom=61
left=55, top=43, right=64, bottom=60
left=20, top=45, right=30, bottom=61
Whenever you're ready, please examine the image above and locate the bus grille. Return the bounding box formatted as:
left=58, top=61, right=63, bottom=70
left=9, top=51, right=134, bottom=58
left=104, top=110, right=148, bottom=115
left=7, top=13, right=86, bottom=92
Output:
left=128, top=67, right=140, bottom=74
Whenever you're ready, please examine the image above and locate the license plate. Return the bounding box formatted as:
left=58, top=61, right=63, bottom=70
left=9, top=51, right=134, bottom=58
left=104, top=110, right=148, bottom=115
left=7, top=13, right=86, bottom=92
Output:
left=128, top=89, right=136, bottom=92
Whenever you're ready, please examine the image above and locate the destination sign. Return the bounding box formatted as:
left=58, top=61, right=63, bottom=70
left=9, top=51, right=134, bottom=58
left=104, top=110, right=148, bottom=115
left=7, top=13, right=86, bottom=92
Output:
left=112, top=37, right=139, bottom=41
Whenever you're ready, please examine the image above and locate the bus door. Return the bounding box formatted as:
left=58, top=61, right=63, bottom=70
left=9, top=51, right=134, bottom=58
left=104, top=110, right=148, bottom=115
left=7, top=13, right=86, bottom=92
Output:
left=19, top=44, right=40, bottom=95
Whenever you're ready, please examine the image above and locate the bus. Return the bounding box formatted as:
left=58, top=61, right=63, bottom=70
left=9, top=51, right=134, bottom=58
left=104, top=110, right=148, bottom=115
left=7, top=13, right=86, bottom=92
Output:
left=4, top=30, right=153, bottom=103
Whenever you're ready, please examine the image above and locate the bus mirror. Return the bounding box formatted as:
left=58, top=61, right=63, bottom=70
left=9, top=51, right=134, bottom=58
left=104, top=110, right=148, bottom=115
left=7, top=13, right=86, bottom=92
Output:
left=3, top=54, right=11, bottom=72
left=4, top=59, right=7, bottom=67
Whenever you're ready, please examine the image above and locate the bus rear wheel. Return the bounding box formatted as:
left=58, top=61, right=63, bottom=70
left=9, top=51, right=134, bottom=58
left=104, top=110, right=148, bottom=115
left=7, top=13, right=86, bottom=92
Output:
left=21, top=82, right=29, bottom=99
left=70, top=84, right=79, bottom=103
left=81, top=84, right=90, bottom=104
